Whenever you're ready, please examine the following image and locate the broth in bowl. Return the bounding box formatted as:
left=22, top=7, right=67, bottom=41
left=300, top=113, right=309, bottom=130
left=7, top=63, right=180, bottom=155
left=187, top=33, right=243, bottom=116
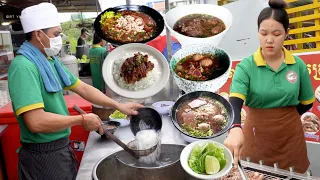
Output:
left=174, top=53, right=223, bottom=81
left=170, top=44, right=231, bottom=93
left=164, top=4, right=232, bottom=47
left=176, top=96, right=228, bottom=137
left=171, top=91, right=234, bottom=140
left=173, top=14, right=226, bottom=38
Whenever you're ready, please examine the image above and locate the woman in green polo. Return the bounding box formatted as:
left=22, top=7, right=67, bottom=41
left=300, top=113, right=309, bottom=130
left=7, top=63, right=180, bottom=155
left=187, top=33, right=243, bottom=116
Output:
left=89, top=33, right=107, bottom=93
left=224, top=0, right=314, bottom=173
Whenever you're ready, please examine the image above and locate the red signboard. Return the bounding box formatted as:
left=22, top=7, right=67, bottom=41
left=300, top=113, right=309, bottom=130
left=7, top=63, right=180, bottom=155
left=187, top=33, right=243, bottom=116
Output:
left=219, top=52, right=320, bottom=143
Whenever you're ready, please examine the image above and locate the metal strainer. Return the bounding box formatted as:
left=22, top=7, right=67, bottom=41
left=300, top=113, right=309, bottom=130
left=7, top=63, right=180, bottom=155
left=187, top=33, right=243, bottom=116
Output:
left=127, top=140, right=158, bottom=157
left=73, top=105, right=158, bottom=159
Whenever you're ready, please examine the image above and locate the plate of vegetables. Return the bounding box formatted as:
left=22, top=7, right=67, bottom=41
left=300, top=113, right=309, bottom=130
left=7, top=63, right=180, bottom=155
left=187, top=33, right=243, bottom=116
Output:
left=109, top=110, right=130, bottom=127
left=93, top=5, right=164, bottom=46
left=180, top=140, right=233, bottom=179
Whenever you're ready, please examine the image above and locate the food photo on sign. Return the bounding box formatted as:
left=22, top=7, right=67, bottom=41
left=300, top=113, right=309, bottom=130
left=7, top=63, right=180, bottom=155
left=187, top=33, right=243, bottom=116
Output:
left=298, top=53, right=320, bottom=143
left=301, top=112, right=320, bottom=135
left=299, top=84, right=320, bottom=142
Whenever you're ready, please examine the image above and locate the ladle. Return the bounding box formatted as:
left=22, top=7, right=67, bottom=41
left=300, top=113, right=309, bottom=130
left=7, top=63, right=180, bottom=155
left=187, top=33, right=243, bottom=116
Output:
left=73, top=105, right=157, bottom=159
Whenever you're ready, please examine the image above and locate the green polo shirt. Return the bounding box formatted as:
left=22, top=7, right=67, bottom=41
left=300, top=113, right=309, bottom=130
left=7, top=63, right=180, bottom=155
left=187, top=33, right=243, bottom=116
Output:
left=8, top=55, right=80, bottom=143
left=230, top=47, right=314, bottom=108
left=89, top=45, right=108, bottom=93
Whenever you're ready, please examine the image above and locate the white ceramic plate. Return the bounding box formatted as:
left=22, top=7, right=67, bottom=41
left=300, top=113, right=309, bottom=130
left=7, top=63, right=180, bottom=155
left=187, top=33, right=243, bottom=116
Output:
left=180, top=140, right=233, bottom=180
left=102, top=44, right=170, bottom=99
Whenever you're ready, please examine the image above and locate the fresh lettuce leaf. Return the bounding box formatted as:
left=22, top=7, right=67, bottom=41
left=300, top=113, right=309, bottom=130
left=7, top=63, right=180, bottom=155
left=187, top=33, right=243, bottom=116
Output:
left=205, top=143, right=226, bottom=170
left=188, top=142, right=227, bottom=174
left=188, top=143, right=208, bottom=173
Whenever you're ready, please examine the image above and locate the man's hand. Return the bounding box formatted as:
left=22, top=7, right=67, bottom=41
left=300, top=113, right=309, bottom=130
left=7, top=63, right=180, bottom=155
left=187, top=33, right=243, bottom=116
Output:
left=82, top=113, right=103, bottom=135
left=117, top=102, right=144, bottom=115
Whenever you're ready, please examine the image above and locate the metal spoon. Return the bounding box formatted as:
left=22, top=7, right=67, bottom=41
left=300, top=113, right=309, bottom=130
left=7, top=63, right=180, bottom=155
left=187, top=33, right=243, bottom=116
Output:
left=73, top=105, right=157, bottom=159
left=238, top=161, right=248, bottom=180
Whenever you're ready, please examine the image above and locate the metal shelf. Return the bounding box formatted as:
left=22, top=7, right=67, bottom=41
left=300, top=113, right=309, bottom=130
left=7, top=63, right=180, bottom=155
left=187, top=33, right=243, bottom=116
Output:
left=0, top=52, right=13, bottom=57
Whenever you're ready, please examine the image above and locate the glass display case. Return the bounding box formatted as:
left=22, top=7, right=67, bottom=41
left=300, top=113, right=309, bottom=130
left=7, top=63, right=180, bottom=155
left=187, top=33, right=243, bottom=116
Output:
left=11, top=30, right=25, bottom=54
left=0, top=31, right=13, bottom=79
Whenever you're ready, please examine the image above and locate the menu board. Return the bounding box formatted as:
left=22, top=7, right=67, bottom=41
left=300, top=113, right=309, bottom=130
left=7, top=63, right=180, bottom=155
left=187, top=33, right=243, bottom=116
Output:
left=219, top=53, right=320, bottom=144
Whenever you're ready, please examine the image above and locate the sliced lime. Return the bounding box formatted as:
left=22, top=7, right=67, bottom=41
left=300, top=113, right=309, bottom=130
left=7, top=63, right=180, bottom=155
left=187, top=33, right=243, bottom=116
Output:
left=205, top=155, right=220, bottom=175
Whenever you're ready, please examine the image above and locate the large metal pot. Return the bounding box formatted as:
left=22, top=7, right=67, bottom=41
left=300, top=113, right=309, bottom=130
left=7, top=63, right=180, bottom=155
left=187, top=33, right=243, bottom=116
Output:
left=92, top=144, right=198, bottom=180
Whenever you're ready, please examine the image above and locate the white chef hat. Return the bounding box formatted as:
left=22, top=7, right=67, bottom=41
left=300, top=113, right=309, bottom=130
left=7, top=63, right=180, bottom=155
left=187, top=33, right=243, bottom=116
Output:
left=20, top=3, right=61, bottom=33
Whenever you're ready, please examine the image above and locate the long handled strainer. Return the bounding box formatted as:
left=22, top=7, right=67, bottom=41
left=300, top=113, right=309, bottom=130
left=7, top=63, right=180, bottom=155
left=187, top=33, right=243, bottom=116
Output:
left=73, top=105, right=157, bottom=159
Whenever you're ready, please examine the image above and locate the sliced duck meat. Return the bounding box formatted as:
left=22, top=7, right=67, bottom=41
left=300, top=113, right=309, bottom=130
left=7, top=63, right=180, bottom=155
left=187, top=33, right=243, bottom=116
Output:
left=181, top=111, right=197, bottom=128
left=120, top=52, right=154, bottom=84
left=188, top=99, right=207, bottom=109
left=192, top=69, right=202, bottom=78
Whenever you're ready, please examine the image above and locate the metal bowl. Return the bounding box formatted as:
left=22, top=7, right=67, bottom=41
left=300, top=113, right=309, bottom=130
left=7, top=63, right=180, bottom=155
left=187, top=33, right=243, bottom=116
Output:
left=170, top=44, right=232, bottom=94
left=129, top=108, right=162, bottom=136
left=170, top=91, right=234, bottom=140
left=93, top=5, right=164, bottom=47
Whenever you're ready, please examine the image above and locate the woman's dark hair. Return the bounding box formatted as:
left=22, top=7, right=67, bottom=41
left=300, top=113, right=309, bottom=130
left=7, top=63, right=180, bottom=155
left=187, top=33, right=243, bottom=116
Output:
left=257, top=0, right=289, bottom=31
left=93, top=33, right=103, bottom=44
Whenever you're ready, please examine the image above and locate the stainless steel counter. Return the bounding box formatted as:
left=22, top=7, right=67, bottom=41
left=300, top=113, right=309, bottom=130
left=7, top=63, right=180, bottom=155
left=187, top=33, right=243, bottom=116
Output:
left=76, top=115, right=187, bottom=180
left=75, top=77, right=229, bottom=180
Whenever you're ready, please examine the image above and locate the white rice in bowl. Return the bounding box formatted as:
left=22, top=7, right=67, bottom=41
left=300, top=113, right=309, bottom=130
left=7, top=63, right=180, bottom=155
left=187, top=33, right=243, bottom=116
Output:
left=113, top=52, right=161, bottom=91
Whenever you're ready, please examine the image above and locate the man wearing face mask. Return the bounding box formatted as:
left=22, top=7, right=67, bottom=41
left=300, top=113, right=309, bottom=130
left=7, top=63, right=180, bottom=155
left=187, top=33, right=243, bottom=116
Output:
left=8, top=3, right=143, bottom=180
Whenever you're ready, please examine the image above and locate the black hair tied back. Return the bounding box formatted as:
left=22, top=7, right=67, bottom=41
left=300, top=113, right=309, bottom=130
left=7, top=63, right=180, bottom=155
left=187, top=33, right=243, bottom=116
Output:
left=269, top=0, right=288, bottom=9
left=257, top=0, right=289, bottom=30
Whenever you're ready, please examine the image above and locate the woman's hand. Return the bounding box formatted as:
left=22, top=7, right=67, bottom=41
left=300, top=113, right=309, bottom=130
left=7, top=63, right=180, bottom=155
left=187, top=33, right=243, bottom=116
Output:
left=117, top=102, right=144, bottom=115
left=224, top=127, right=244, bottom=167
